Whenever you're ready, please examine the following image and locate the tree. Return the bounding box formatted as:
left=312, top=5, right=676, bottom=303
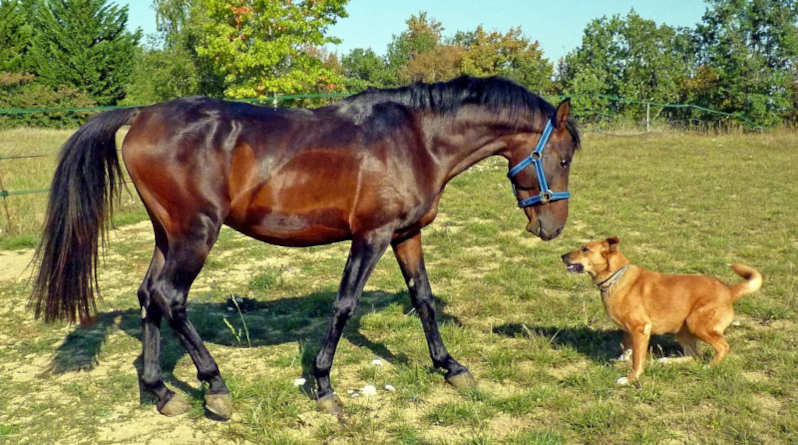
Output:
left=402, top=44, right=463, bottom=83
left=386, top=12, right=445, bottom=85
left=454, top=26, right=553, bottom=93
left=123, top=37, right=207, bottom=105
left=27, top=0, right=141, bottom=105
left=696, top=0, right=798, bottom=126
left=557, top=10, right=695, bottom=123
left=195, top=0, right=348, bottom=98
left=150, top=0, right=225, bottom=98
left=341, top=48, right=392, bottom=90
left=381, top=13, right=554, bottom=91
left=0, top=0, right=33, bottom=72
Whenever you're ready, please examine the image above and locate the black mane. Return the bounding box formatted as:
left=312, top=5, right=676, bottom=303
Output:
left=341, top=76, right=580, bottom=147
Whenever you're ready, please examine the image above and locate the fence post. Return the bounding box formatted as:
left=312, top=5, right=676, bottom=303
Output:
left=646, top=103, right=650, bottom=133
left=0, top=167, right=14, bottom=234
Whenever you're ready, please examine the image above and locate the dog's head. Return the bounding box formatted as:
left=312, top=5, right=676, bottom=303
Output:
left=561, top=236, right=625, bottom=280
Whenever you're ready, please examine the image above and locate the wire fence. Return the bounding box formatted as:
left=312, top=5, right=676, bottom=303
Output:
left=0, top=90, right=759, bottom=224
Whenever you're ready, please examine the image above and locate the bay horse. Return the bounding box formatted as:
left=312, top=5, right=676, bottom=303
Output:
left=31, top=76, right=580, bottom=418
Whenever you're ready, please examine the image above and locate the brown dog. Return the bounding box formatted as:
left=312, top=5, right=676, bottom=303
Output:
left=562, top=236, right=762, bottom=385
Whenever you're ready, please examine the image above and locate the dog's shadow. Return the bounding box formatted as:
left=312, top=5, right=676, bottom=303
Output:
left=46, top=290, right=460, bottom=400
left=493, top=323, right=684, bottom=363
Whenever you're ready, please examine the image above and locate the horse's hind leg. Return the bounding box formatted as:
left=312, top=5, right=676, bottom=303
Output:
left=392, top=233, right=473, bottom=388
left=137, top=244, right=192, bottom=416
left=143, top=213, right=232, bottom=418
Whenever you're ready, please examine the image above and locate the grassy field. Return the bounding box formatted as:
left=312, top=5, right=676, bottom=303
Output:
left=0, top=128, right=144, bottom=249
left=0, top=129, right=796, bottom=444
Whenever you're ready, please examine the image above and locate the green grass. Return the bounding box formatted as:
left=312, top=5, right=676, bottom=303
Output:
left=0, top=128, right=146, bottom=249
left=1, top=130, right=797, bottom=444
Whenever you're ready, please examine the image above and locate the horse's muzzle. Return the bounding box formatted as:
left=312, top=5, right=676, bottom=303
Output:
left=527, top=220, right=563, bottom=241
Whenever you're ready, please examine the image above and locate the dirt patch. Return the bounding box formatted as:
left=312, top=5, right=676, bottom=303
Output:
left=0, top=248, right=34, bottom=282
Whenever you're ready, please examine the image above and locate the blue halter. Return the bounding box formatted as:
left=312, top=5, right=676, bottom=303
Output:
left=507, top=119, right=570, bottom=208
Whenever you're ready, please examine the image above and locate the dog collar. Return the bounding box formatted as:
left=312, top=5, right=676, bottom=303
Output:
left=596, top=265, right=628, bottom=294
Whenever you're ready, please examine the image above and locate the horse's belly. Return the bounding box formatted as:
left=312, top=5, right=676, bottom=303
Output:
left=226, top=206, right=352, bottom=247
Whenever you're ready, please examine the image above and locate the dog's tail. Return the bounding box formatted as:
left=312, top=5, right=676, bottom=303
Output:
left=729, top=264, right=762, bottom=301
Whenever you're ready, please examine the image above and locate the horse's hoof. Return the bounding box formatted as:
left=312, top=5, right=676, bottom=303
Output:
left=446, top=370, right=476, bottom=390
left=204, top=392, right=233, bottom=420
left=317, top=393, right=344, bottom=416
left=158, top=393, right=191, bottom=417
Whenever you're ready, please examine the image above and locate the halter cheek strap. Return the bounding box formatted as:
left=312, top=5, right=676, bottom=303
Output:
left=507, top=120, right=570, bottom=208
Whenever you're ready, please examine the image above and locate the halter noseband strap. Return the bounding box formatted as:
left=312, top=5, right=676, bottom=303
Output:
left=507, top=119, right=570, bottom=208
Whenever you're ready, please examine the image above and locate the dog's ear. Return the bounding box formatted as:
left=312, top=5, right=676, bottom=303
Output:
left=606, top=236, right=620, bottom=250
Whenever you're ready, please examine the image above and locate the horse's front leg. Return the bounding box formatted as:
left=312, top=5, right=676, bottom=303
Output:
left=392, top=232, right=474, bottom=388
left=313, top=229, right=391, bottom=414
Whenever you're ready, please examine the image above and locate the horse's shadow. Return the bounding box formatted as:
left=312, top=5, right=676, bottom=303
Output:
left=47, top=290, right=460, bottom=399
left=492, top=323, right=683, bottom=363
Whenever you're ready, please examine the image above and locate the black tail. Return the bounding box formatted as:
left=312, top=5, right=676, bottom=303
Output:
left=31, top=107, right=139, bottom=323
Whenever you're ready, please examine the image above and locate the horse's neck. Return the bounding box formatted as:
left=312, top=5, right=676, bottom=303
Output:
left=426, top=115, right=518, bottom=185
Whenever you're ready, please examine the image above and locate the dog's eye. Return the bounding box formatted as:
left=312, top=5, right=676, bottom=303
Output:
left=581, top=247, right=589, bottom=252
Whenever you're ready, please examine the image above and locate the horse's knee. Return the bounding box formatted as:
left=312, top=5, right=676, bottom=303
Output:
left=332, top=297, right=358, bottom=320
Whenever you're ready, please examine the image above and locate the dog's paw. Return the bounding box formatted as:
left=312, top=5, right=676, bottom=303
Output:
left=616, top=376, right=630, bottom=386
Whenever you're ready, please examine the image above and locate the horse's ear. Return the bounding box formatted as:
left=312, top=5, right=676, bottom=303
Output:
left=555, top=98, right=571, bottom=130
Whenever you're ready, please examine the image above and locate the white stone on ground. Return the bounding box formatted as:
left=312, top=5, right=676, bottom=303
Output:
left=361, top=385, right=377, bottom=396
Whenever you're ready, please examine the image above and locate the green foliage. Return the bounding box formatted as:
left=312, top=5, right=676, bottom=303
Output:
left=122, top=37, right=207, bottom=105
left=558, top=10, right=694, bottom=123
left=0, top=0, right=33, bottom=72
left=454, top=26, right=553, bottom=93
left=695, top=0, right=798, bottom=127
left=558, top=3, right=798, bottom=127
left=145, top=0, right=226, bottom=99
left=26, top=0, right=141, bottom=106
left=341, top=48, right=394, bottom=90
left=386, top=12, right=444, bottom=84
left=0, top=72, right=96, bottom=129
left=343, top=13, right=554, bottom=93
left=195, top=0, right=348, bottom=98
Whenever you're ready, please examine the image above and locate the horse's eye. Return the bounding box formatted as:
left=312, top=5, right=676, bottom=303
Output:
left=560, top=159, right=570, bottom=168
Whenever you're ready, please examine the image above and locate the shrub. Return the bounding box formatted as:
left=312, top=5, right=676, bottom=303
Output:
left=0, top=72, right=97, bottom=129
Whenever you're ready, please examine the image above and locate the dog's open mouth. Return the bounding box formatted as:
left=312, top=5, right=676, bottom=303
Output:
left=566, top=263, right=584, bottom=273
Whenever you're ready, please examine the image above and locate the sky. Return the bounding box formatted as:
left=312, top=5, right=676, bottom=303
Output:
left=119, top=0, right=709, bottom=63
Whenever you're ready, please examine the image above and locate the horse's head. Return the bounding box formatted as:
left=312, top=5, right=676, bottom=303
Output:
left=505, top=99, right=579, bottom=241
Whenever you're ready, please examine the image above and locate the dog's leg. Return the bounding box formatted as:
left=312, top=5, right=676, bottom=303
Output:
left=694, top=330, right=730, bottom=364
left=618, top=321, right=651, bottom=385
left=676, top=326, right=699, bottom=358
left=617, top=331, right=633, bottom=361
